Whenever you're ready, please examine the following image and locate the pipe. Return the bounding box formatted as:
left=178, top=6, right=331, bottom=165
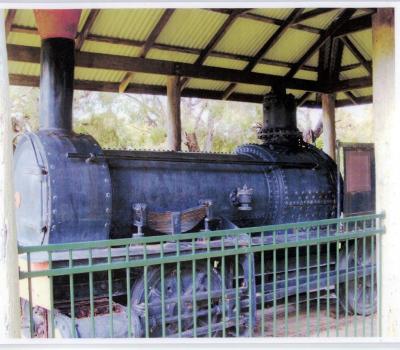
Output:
left=34, top=10, right=81, bottom=132
left=39, top=38, right=75, bottom=132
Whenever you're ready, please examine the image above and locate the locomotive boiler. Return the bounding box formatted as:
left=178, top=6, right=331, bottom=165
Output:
left=13, top=39, right=338, bottom=246
left=15, top=25, right=373, bottom=339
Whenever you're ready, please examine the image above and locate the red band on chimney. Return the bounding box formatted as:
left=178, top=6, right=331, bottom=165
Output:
left=34, top=9, right=82, bottom=40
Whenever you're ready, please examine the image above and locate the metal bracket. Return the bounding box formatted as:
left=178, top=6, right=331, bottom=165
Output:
left=132, top=203, right=147, bottom=237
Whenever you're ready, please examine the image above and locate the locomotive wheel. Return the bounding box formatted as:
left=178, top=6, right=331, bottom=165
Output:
left=130, top=263, right=225, bottom=337
left=337, top=239, right=377, bottom=316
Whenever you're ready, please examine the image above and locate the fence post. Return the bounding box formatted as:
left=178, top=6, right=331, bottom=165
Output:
left=0, top=11, right=21, bottom=338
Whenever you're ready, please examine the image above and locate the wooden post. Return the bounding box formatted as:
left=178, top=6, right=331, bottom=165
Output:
left=166, top=75, right=181, bottom=151
left=372, top=8, right=399, bottom=337
left=0, top=12, right=21, bottom=338
left=321, top=93, right=336, bottom=160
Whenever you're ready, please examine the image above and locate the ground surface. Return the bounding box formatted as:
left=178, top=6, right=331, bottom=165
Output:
left=253, top=298, right=377, bottom=337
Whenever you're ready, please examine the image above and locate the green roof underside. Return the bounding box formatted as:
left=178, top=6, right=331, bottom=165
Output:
left=4, top=8, right=374, bottom=108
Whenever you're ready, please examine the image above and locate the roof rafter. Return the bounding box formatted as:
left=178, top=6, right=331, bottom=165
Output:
left=297, top=91, right=312, bottom=106
left=6, top=43, right=326, bottom=92
left=7, top=43, right=371, bottom=94
left=181, top=8, right=250, bottom=90
left=9, top=73, right=372, bottom=108
left=294, top=8, right=337, bottom=23
left=11, top=23, right=370, bottom=75
left=210, top=9, right=323, bottom=35
left=75, top=9, right=101, bottom=51
left=334, top=14, right=372, bottom=37
left=5, top=9, right=17, bottom=38
left=285, top=8, right=357, bottom=79
left=209, top=8, right=374, bottom=37
left=344, top=91, right=358, bottom=104
left=10, top=24, right=323, bottom=73
left=222, top=8, right=305, bottom=100
left=303, top=95, right=372, bottom=108
left=341, top=35, right=372, bottom=76
left=318, top=36, right=344, bottom=85
left=119, top=8, right=175, bottom=93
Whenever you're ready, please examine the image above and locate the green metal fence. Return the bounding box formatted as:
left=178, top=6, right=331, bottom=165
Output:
left=18, top=213, right=384, bottom=338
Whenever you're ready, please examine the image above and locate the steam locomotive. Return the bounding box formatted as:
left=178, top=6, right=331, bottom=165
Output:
left=14, top=37, right=373, bottom=338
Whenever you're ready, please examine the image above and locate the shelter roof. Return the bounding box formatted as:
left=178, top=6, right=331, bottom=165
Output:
left=4, top=8, right=374, bottom=107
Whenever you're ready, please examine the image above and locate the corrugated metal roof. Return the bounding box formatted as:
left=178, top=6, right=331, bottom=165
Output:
left=306, top=52, right=319, bottom=67
left=8, top=32, right=41, bottom=47
left=348, top=29, right=372, bottom=60
left=249, top=8, right=293, bottom=20
left=234, top=83, right=269, bottom=95
left=77, top=9, right=90, bottom=32
left=147, top=48, right=198, bottom=64
left=286, top=88, right=308, bottom=99
left=90, top=9, right=165, bottom=41
left=6, top=8, right=373, bottom=106
left=203, top=56, right=247, bottom=71
left=294, top=70, right=318, bottom=81
left=252, top=63, right=289, bottom=76
left=186, top=78, right=230, bottom=91
left=336, top=92, right=348, bottom=100
left=214, top=18, right=279, bottom=57
left=156, top=9, right=227, bottom=49
left=341, top=46, right=360, bottom=66
left=8, top=61, right=40, bottom=76
left=75, top=67, right=125, bottom=82
left=131, top=72, right=167, bottom=86
left=264, top=28, right=318, bottom=63
left=340, top=66, right=368, bottom=80
left=352, top=87, right=372, bottom=97
left=299, top=9, right=342, bottom=29
left=13, top=9, right=36, bottom=27
left=81, top=40, right=142, bottom=57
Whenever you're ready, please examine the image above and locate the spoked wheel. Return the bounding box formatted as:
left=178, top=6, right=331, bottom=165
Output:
left=131, top=263, right=225, bottom=337
left=337, top=238, right=377, bottom=316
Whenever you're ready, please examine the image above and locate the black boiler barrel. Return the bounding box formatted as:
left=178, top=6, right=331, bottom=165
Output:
left=106, top=144, right=338, bottom=239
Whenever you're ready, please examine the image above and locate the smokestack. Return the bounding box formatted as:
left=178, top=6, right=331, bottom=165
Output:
left=34, top=10, right=81, bottom=132
left=258, top=86, right=301, bottom=143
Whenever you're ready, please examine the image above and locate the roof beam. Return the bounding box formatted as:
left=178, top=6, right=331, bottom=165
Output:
left=329, top=76, right=371, bottom=92
left=75, top=9, right=100, bottom=51
left=5, top=9, right=16, bottom=38
left=210, top=9, right=323, bottom=35
left=294, top=8, right=337, bottom=23
left=318, top=36, right=344, bottom=84
left=119, top=9, right=175, bottom=93
left=12, top=23, right=321, bottom=72
left=285, top=8, right=357, bottom=79
left=303, top=95, right=372, bottom=108
left=344, top=91, right=358, bottom=105
left=222, top=8, right=304, bottom=100
left=181, top=8, right=250, bottom=90
left=12, top=24, right=370, bottom=75
left=297, top=91, right=312, bottom=106
left=9, top=73, right=372, bottom=107
left=7, top=43, right=371, bottom=94
left=341, top=35, right=372, bottom=75
left=8, top=73, right=265, bottom=104
left=6, top=43, right=327, bottom=93
left=334, top=14, right=372, bottom=37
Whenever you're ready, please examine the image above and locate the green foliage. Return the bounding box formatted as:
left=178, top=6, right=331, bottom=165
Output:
left=9, top=86, right=374, bottom=154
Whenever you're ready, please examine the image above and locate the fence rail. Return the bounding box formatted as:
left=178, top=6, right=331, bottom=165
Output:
left=18, top=213, right=384, bottom=338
